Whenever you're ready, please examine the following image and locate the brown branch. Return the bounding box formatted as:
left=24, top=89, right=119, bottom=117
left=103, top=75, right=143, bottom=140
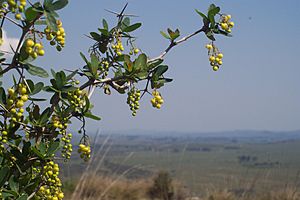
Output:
left=79, top=22, right=210, bottom=100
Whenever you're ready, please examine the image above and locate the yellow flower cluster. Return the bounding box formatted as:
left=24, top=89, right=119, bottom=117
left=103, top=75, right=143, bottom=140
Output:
left=51, top=114, right=73, bottom=159
left=78, top=143, right=91, bottom=161
left=220, top=14, right=234, bottom=33
left=3, top=0, right=26, bottom=20
left=150, top=90, right=164, bottom=109
left=127, top=88, right=141, bottom=116
left=111, top=39, right=124, bottom=56
left=37, top=161, right=64, bottom=200
left=205, top=43, right=224, bottom=71
left=62, top=133, right=73, bottom=159
left=67, top=88, right=84, bottom=108
left=25, top=39, right=45, bottom=59
left=44, top=20, right=66, bottom=51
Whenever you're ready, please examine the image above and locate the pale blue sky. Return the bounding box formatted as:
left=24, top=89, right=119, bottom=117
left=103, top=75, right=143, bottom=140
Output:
left=4, top=1, right=300, bottom=133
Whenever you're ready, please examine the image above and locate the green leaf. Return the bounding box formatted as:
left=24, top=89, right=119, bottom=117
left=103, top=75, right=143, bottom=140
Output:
left=66, top=70, right=78, bottom=81
left=98, top=28, right=109, bottom=37
left=24, top=79, right=34, bottom=94
left=25, top=64, right=49, bottom=78
left=148, top=59, right=164, bottom=69
left=122, top=17, right=130, bottom=27
left=123, top=23, right=142, bottom=32
left=43, top=0, right=54, bottom=9
left=0, top=166, right=10, bottom=186
left=124, top=55, right=133, bottom=72
left=31, top=82, right=44, bottom=95
left=207, top=4, right=220, bottom=27
left=160, top=31, right=171, bottom=40
left=55, top=71, right=67, bottom=89
left=90, top=32, right=101, bottom=41
left=9, top=176, right=19, bottom=193
left=35, top=20, right=47, bottom=25
left=32, top=147, right=44, bottom=158
left=16, top=194, right=29, bottom=200
left=167, top=28, right=180, bottom=40
left=19, top=45, right=30, bottom=62
left=44, top=11, right=58, bottom=31
left=39, top=107, right=51, bottom=125
left=51, top=0, right=68, bottom=10
left=80, top=52, right=89, bottom=64
left=102, top=18, right=108, bottom=30
left=38, top=143, right=46, bottom=155
left=51, top=69, right=56, bottom=78
left=0, top=87, right=6, bottom=104
left=2, top=191, right=16, bottom=198
left=84, top=111, right=101, bottom=121
left=90, top=54, right=99, bottom=76
left=61, top=85, right=77, bottom=92
left=152, top=65, right=168, bottom=81
left=25, top=7, right=42, bottom=22
left=46, top=141, right=60, bottom=156
left=134, top=53, right=147, bottom=71
left=136, top=71, right=148, bottom=80
left=195, top=9, right=208, bottom=20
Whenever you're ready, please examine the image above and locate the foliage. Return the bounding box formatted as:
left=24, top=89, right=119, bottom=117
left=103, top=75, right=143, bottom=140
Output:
left=0, top=1, right=234, bottom=199
left=147, top=171, right=174, bottom=200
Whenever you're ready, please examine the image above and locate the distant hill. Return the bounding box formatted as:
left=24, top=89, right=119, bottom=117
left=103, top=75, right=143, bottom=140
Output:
left=94, top=129, right=300, bottom=143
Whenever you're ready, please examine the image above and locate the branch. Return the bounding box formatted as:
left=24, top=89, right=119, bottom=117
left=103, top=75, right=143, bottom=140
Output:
left=79, top=22, right=210, bottom=100
left=0, top=14, right=42, bottom=76
left=0, top=14, right=23, bottom=28
left=149, top=23, right=209, bottom=62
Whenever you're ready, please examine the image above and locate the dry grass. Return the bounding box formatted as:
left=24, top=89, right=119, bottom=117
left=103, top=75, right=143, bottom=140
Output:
left=198, top=187, right=300, bottom=200
left=65, top=174, right=150, bottom=200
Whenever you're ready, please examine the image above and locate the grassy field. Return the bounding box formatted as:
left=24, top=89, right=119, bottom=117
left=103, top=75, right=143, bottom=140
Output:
left=61, top=132, right=300, bottom=197
left=105, top=137, right=300, bottom=195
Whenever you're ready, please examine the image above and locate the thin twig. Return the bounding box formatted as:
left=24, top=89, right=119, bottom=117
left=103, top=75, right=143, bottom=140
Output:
left=149, top=24, right=208, bottom=62
left=0, top=14, right=23, bottom=28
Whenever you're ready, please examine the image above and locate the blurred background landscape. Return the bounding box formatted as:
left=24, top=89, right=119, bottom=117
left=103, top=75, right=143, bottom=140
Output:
left=61, top=130, right=300, bottom=199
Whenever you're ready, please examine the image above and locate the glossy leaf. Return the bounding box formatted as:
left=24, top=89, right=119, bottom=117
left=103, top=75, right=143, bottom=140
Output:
left=25, top=7, right=42, bottom=22
left=0, top=87, right=6, bottom=104
left=134, top=53, right=147, bottom=71
left=102, top=18, right=108, bottom=30
left=148, top=59, right=164, bottom=69
left=26, top=64, right=49, bottom=78
left=84, top=111, right=101, bottom=121
left=44, top=11, right=58, bottom=31
left=9, top=176, right=19, bottom=193
left=123, top=23, right=142, bottom=32
left=152, top=65, right=168, bottom=81
left=90, top=32, right=101, bottom=41
left=51, top=0, right=68, bottom=11
left=16, top=194, right=29, bottom=200
left=167, top=28, right=180, bottom=40
left=31, top=82, right=44, bottom=95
